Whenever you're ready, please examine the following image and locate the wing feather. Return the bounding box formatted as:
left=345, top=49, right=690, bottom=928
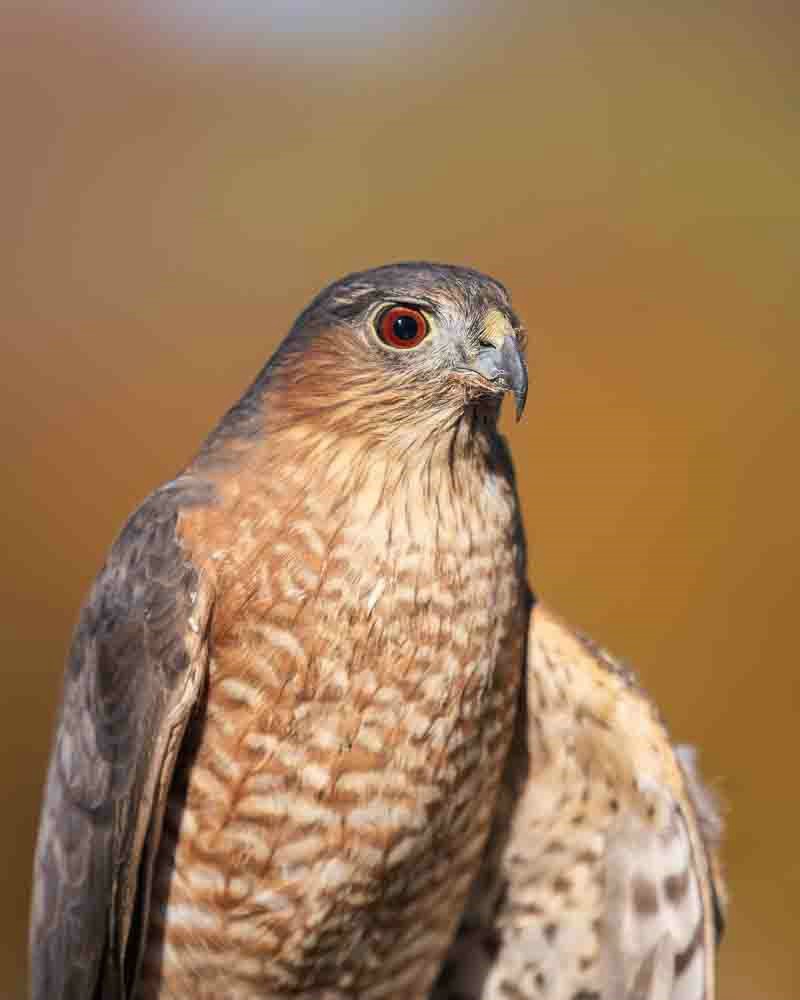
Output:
left=432, top=603, right=724, bottom=1000
left=29, top=476, right=216, bottom=1000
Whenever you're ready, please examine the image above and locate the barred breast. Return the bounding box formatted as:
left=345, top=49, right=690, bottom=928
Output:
left=136, top=437, right=528, bottom=999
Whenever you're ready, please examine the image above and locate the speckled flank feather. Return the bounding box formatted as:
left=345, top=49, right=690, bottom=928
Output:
left=432, top=605, right=725, bottom=1000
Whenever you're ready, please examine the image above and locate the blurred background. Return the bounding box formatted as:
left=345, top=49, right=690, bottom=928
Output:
left=3, top=1, right=798, bottom=996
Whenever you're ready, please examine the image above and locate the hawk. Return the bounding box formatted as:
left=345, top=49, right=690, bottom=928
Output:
left=29, top=263, right=723, bottom=1000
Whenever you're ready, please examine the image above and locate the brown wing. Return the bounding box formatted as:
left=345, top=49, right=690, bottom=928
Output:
left=432, top=603, right=725, bottom=1000
left=29, top=476, right=217, bottom=1000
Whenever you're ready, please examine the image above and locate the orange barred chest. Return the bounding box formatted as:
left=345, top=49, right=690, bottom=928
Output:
left=139, top=477, right=527, bottom=998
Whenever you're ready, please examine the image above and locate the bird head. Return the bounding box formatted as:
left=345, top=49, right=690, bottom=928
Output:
left=268, top=263, right=528, bottom=440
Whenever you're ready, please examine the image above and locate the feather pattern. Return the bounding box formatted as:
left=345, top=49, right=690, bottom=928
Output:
left=432, top=604, right=725, bottom=1000
left=29, top=477, right=217, bottom=999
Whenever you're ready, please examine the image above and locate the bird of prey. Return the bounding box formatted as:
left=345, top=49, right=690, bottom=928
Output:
left=29, top=262, right=724, bottom=1000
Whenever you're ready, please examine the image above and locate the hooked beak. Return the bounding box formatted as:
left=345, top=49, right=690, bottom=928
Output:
left=470, top=331, right=529, bottom=420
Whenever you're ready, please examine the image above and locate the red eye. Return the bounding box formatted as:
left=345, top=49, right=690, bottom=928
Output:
left=377, top=306, right=428, bottom=349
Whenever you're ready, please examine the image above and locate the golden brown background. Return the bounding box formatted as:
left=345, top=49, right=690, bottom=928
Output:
left=3, top=2, right=798, bottom=997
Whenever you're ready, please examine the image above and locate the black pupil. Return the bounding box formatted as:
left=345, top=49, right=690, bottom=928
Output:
left=392, top=313, right=420, bottom=341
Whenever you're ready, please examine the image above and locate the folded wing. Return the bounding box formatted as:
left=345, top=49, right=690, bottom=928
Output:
left=29, top=478, right=216, bottom=1000
left=433, top=603, right=724, bottom=1000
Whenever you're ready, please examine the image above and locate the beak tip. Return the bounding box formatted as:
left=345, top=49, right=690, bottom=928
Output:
left=470, top=333, right=529, bottom=419
left=500, top=336, right=528, bottom=422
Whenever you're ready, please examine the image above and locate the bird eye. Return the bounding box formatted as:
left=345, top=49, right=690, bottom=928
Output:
left=377, top=306, right=429, bottom=349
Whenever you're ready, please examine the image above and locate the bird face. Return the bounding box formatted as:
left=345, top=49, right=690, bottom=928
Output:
left=283, top=262, right=528, bottom=427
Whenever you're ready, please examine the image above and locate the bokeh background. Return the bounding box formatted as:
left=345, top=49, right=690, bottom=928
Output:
left=3, top=2, right=798, bottom=996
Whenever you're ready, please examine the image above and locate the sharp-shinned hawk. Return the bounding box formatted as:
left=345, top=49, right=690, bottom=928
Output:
left=30, top=263, right=723, bottom=1000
